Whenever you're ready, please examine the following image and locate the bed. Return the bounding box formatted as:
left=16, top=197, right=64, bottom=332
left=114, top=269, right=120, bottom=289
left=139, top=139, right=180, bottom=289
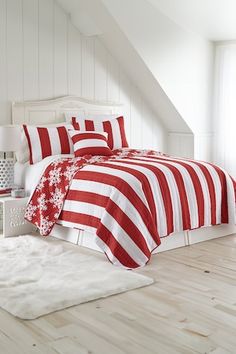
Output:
left=12, top=96, right=236, bottom=267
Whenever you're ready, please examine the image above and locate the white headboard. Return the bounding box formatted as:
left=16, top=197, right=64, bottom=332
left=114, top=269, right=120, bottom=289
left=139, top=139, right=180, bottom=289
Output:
left=12, top=96, right=123, bottom=125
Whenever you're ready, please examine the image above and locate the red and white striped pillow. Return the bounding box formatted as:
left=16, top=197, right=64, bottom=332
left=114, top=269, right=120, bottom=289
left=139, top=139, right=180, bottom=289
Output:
left=23, top=125, right=73, bottom=164
left=71, top=116, right=128, bottom=150
left=69, top=130, right=112, bottom=157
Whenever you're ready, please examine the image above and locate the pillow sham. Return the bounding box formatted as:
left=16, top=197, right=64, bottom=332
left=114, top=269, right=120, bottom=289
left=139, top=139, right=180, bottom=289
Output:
left=64, top=112, right=118, bottom=123
left=23, top=124, right=73, bottom=164
left=16, top=123, right=71, bottom=164
left=71, top=115, right=129, bottom=150
left=68, top=130, right=112, bottom=157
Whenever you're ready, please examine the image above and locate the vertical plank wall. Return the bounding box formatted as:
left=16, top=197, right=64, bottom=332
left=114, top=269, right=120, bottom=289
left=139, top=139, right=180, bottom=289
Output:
left=0, top=0, right=167, bottom=151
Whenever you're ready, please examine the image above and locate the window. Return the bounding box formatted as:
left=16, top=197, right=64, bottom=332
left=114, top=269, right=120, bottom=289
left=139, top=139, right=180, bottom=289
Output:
left=214, top=43, right=236, bottom=177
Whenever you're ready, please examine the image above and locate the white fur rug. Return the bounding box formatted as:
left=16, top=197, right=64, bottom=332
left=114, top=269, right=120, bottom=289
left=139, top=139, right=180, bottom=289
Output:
left=0, top=235, right=153, bottom=320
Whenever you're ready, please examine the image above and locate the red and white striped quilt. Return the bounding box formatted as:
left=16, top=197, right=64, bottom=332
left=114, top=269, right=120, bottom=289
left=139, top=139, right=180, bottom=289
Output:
left=25, top=149, right=236, bottom=268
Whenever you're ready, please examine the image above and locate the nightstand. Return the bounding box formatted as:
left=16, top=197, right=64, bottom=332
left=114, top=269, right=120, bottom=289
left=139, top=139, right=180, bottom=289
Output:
left=0, top=197, right=35, bottom=237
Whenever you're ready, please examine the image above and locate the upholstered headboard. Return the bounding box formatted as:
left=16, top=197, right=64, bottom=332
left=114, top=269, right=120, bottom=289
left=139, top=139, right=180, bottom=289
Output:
left=12, top=96, right=123, bottom=125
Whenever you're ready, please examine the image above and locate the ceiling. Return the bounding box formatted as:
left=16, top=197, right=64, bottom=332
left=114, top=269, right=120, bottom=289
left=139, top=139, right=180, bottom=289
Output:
left=148, top=0, right=236, bottom=41
left=58, top=0, right=236, bottom=41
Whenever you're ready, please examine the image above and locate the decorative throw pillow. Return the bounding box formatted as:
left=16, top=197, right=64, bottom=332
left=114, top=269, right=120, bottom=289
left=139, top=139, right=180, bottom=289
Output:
left=23, top=125, right=73, bottom=164
left=71, top=116, right=128, bottom=150
left=68, top=130, right=112, bottom=157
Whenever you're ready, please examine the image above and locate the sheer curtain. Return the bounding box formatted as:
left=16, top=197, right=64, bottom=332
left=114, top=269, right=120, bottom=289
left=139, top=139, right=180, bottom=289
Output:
left=214, top=43, right=236, bottom=178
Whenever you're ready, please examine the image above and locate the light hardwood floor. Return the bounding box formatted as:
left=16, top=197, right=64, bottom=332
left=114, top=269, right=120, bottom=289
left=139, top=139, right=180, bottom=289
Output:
left=0, top=235, right=236, bottom=354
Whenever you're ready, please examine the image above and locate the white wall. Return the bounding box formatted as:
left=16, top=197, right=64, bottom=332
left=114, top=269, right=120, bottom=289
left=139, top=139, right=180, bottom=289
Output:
left=0, top=0, right=166, bottom=151
left=103, top=0, right=214, bottom=134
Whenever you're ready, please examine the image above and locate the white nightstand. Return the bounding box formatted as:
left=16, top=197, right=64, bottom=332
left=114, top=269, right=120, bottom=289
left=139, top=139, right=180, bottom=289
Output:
left=0, top=197, right=35, bottom=238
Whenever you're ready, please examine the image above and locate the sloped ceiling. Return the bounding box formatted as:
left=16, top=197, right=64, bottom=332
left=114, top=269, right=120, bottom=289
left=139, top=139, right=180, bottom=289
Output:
left=57, top=0, right=192, bottom=133
left=148, top=0, right=236, bottom=41
left=101, top=0, right=214, bottom=135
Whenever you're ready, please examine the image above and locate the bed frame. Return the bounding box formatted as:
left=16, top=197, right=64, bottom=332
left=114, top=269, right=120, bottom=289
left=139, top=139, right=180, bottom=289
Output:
left=12, top=96, right=236, bottom=254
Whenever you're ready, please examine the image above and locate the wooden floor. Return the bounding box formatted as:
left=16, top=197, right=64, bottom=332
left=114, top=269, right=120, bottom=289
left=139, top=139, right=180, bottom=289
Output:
left=0, top=235, right=236, bottom=354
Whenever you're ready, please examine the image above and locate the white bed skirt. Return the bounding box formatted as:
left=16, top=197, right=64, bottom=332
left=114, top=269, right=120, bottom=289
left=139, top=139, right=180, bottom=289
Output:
left=49, top=224, right=236, bottom=254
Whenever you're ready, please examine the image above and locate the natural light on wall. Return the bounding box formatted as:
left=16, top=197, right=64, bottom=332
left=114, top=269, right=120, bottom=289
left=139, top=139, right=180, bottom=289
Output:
left=214, top=43, right=236, bottom=178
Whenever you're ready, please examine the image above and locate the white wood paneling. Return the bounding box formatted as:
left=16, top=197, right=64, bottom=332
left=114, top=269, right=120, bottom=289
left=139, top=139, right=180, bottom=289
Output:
left=38, top=0, right=54, bottom=99
left=130, top=85, right=143, bottom=148
left=0, top=0, right=8, bottom=124
left=167, top=132, right=213, bottom=161
left=54, top=3, right=68, bottom=97
left=23, top=0, right=38, bottom=101
left=68, top=22, right=82, bottom=96
left=168, top=132, right=194, bottom=158
left=107, top=53, right=119, bottom=102
left=94, top=39, right=107, bottom=101
left=142, top=103, right=156, bottom=149
left=0, top=0, right=167, bottom=152
left=7, top=0, right=23, bottom=103
left=167, top=132, right=212, bottom=160
left=81, top=36, right=95, bottom=100
left=119, top=71, right=131, bottom=143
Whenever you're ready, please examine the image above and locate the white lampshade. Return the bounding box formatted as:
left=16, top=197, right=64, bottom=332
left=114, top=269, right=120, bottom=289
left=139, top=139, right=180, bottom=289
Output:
left=0, top=125, right=21, bottom=152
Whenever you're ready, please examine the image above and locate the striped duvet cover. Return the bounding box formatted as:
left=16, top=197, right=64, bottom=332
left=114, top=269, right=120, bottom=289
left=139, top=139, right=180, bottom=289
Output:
left=25, top=149, right=236, bottom=268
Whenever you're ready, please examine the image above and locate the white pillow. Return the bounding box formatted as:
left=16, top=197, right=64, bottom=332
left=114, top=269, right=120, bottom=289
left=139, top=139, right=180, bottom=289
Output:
left=15, top=128, right=30, bottom=163
left=15, top=122, right=69, bottom=163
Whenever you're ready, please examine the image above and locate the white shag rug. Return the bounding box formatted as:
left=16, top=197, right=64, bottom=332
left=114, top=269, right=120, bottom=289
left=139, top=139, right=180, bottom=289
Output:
left=0, top=235, right=153, bottom=320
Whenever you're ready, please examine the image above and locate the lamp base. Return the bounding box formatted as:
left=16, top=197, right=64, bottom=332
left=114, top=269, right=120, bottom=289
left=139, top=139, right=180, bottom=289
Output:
left=0, top=158, right=14, bottom=194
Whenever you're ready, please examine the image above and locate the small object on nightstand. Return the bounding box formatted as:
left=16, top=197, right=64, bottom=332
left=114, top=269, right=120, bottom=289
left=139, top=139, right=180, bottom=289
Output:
left=11, top=187, right=25, bottom=198
left=0, top=125, right=21, bottom=197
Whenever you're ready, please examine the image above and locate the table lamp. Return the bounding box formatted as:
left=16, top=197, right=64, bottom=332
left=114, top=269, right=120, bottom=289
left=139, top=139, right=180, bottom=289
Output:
left=0, top=125, right=21, bottom=196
